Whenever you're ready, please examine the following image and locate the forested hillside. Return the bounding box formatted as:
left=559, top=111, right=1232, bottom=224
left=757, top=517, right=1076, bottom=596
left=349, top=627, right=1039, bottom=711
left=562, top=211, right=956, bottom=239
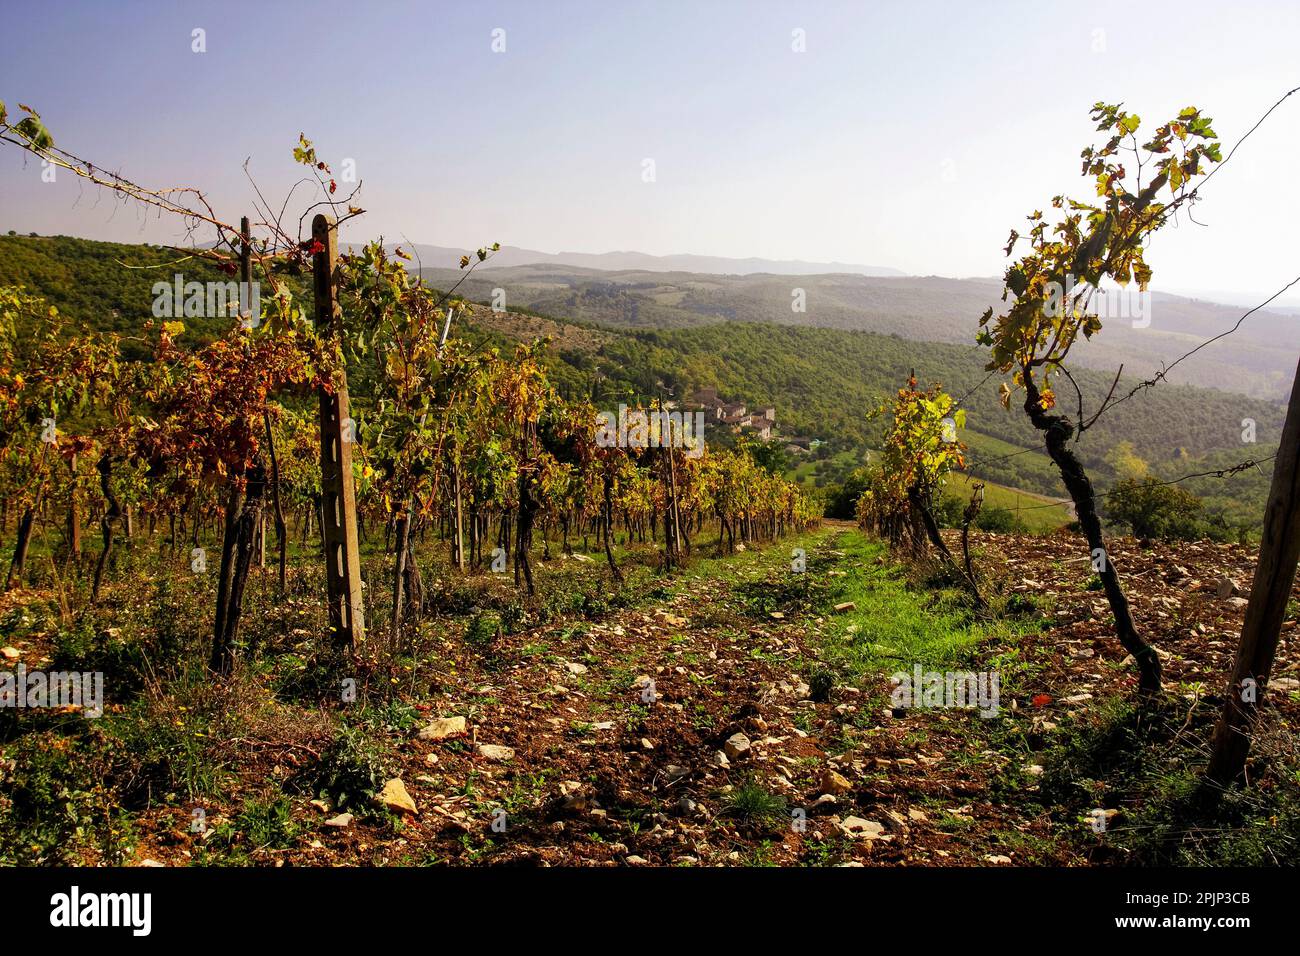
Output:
left=486, top=312, right=1284, bottom=531
left=0, top=232, right=1283, bottom=531
left=0, top=233, right=265, bottom=358
left=419, top=262, right=1300, bottom=401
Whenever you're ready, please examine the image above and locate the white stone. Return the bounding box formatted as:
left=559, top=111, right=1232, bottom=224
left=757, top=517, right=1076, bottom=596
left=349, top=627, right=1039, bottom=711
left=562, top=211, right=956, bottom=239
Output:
left=837, top=816, right=885, bottom=840
left=476, top=743, right=515, bottom=762
left=723, top=732, right=751, bottom=760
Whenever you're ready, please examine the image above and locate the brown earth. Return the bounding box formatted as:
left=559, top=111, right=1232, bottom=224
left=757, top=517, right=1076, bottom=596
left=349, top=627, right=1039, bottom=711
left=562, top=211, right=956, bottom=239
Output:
left=2, top=526, right=1295, bottom=867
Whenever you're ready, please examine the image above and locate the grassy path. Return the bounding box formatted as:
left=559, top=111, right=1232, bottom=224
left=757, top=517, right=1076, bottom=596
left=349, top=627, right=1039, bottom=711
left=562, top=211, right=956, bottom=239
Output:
left=7, top=518, right=1294, bottom=868
left=287, top=525, right=1074, bottom=866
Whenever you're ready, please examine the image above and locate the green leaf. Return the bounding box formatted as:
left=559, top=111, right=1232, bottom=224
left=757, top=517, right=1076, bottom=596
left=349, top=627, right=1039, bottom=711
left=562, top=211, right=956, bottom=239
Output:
left=14, top=116, right=52, bottom=150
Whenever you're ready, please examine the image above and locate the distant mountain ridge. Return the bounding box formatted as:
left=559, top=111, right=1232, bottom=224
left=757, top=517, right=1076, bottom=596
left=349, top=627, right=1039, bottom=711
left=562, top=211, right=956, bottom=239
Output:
left=7, top=232, right=1293, bottom=402
left=415, top=262, right=1300, bottom=402
left=351, top=242, right=905, bottom=278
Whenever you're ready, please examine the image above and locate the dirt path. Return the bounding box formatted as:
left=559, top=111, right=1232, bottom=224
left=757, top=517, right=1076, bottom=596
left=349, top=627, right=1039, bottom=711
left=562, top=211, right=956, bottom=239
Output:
left=264, top=528, right=1067, bottom=866
left=109, top=524, right=1298, bottom=867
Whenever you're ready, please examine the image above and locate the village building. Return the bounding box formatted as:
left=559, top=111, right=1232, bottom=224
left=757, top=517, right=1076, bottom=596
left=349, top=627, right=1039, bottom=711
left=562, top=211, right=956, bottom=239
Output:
left=687, top=388, right=780, bottom=442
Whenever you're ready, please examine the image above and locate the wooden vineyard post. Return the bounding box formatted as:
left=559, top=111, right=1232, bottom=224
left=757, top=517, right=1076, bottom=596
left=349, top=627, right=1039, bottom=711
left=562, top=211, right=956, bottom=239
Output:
left=241, top=217, right=268, bottom=573
left=67, top=452, right=81, bottom=561
left=1207, top=354, right=1300, bottom=784
left=312, top=213, right=366, bottom=649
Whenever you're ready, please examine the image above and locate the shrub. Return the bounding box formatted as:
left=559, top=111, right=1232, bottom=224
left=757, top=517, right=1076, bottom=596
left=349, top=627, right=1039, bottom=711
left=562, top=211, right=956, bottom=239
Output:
left=101, top=685, right=225, bottom=803
left=231, top=794, right=299, bottom=850
left=974, top=507, right=1025, bottom=533
left=1105, top=477, right=1206, bottom=541
left=824, top=469, right=872, bottom=520
left=465, top=610, right=503, bottom=647
left=297, top=725, right=391, bottom=813
left=0, top=729, right=134, bottom=865
left=808, top=667, right=836, bottom=702
left=932, top=495, right=965, bottom=528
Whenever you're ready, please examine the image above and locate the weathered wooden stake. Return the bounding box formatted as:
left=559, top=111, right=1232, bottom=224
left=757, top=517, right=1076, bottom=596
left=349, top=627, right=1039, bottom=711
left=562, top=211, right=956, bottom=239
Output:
left=312, top=213, right=366, bottom=648
left=1207, top=355, right=1300, bottom=784
left=67, top=453, right=81, bottom=561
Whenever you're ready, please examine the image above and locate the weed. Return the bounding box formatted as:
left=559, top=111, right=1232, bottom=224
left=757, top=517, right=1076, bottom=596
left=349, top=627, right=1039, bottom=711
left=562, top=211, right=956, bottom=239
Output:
left=724, top=777, right=788, bottom=828
left=295, top=724, right=392, bottom=813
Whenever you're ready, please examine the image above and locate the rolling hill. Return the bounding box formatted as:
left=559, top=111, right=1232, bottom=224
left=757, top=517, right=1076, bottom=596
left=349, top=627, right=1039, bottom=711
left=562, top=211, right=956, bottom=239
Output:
left=358, top=242, right=905, bottom=277
left=418, top=263, right=1300, bottom=401
left=0, top=232, right=1285, bottom=531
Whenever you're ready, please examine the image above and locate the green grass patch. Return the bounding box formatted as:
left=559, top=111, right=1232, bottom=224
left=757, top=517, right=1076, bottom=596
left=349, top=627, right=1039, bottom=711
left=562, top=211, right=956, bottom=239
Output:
left=809, top=531, right=1043, bottom=687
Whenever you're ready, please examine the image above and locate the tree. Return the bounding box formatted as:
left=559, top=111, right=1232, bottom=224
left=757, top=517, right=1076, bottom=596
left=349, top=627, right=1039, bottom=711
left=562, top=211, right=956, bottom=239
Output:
left=858, top=375, right=982, bottom=603
left=978, top=102, right=1221, bottom=692
left=1106, top=440, right=1149, bottom=481
left=1105, top=477, right=1205, bottom=541
left=825, top=469, right=871, bottom=520
left=136, top=322, right=324, bottom=674
left=0, top=287, right=119, bottom=592
left=337, top=240, right=455, bottom=632
left=0, top=100, right=824, bottom=680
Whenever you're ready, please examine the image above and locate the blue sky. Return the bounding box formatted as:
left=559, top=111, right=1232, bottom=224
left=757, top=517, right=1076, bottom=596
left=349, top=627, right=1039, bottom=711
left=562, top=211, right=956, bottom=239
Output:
left=2, top=0, right=1297, bottom=299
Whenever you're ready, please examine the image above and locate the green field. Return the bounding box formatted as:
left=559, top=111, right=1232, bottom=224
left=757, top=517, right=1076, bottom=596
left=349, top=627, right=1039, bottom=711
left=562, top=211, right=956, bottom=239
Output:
left=940, top=477, right=1072, bottom=534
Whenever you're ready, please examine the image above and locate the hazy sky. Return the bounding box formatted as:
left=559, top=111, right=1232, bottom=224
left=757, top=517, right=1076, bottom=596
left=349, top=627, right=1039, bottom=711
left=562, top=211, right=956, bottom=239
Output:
left=2, top=0, right=1297, bottom=301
